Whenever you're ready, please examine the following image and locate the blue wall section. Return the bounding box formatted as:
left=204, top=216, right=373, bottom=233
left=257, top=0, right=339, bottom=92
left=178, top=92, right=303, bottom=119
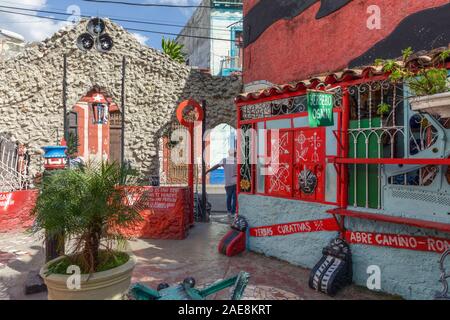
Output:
left=346, top=217, right=447, bottom=300
left=239, top=194, right=448, bottom=300
left=239, top=194, right=338, bottom=269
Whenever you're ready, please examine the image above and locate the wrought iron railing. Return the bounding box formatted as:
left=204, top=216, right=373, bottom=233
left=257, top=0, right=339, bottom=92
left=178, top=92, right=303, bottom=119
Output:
left=0, top=135, right=30, bottom=192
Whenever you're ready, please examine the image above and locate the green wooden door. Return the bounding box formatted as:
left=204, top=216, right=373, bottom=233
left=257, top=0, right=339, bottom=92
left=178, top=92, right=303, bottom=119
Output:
left=348, top=118, right=380, bottom=209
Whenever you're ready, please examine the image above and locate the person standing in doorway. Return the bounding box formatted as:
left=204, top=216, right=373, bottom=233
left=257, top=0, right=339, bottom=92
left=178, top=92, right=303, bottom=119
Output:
left=206, top=149, right=237, bottom=217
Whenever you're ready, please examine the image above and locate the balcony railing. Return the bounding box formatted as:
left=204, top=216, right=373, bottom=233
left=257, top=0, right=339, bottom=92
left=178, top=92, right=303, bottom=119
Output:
left=219, top=56, right=242, bottom=76
left=212, top=0, right=243, bottom=9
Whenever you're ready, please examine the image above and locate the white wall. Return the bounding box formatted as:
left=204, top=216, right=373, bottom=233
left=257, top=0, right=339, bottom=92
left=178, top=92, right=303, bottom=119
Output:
left=210, top=9, right=242, bottom=75
left=210, top=123, right=236, bottom=165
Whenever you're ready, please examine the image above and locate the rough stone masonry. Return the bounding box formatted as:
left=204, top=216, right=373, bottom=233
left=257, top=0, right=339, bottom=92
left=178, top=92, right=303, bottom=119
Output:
left=0, top=19, right=242, bottom=180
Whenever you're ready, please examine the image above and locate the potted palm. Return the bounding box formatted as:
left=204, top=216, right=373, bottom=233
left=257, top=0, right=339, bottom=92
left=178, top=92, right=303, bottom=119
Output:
left=376, top=47, right=450, bottom=118
left=33, top=162, right=147, bottom=300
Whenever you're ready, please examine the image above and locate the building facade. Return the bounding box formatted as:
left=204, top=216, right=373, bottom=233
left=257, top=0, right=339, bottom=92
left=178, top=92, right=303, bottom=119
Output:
left=0, top=19, right=242, bottom=185
left=177, top=0, right=243, bottom=76
left=237, top=0, right=450, bottom=300
left=0, top=29, right=25, bottom=61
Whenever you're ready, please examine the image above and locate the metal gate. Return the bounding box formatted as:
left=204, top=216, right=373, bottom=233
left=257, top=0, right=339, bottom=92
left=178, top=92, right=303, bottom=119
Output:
left=0, top=135, right=30, bottom=192
left=158, top=99, right=205, bottom=222
left=159, top=121, right=192, bottom=186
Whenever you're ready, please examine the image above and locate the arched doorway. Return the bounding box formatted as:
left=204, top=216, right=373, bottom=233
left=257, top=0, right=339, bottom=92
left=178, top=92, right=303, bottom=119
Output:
left=207, top=123, right=236, bottom=185
left=69, top=88, right=122, bottom=163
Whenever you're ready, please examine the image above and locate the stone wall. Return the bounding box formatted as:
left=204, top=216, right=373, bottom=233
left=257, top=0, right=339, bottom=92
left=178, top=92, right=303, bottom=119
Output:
left=0, top=19, right=242, bottom=179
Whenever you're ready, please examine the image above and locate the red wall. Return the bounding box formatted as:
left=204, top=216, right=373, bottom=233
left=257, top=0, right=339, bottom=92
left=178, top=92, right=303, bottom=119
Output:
left=0, top=187, right=192, bottom=240
left=243, top=0, right=449, bottom=85
left=0, top=190, right=38, bottom=232
left=119, top=187, right=193, bottom=240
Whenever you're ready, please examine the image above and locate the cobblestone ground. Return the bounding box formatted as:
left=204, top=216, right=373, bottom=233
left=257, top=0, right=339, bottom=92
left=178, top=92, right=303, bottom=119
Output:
left=0, top=223, right=394, bottom=300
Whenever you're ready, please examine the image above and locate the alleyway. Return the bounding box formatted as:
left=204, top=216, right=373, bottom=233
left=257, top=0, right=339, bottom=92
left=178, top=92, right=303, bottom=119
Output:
left=0, top=222, right=394, bottom=300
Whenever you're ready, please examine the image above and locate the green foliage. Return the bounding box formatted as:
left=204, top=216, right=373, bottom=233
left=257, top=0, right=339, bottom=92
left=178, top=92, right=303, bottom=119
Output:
left=161, top=37, right=186, bottom=63
left=408, top=68, right=449, bottom=96
left=47, top=250, right=129, bottom=275
left=375, top=47, right=450, bottom=97
left=377, top=103, right=391, bottom=116
left=66, top=132, right=79, bottom=159
left=33, top=162, right=148, bottom=273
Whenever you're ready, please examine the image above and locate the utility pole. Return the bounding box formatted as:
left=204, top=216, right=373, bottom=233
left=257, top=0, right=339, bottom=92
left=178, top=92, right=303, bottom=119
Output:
left=121, top=56, right=126, bottom=168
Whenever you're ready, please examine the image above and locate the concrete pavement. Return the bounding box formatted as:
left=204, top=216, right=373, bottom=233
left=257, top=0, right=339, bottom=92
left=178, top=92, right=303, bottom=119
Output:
left=0, top=223, right=395, bottom=300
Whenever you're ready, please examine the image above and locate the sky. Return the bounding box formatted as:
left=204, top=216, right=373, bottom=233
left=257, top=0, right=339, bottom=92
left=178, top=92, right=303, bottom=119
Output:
left=0, top=0, right=203, bottom=49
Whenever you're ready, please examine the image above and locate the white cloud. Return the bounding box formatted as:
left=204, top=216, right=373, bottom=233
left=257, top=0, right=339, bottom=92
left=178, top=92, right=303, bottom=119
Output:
left=149, top=0, right=202, bottom=17
left=132, top=32, right=149, bottom=45
left=0, top=0, right=71, bottom=43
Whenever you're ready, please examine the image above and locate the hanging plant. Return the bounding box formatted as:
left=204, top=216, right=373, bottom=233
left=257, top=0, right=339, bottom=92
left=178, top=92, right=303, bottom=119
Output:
left=376, top=103, right=391, bottom=116
left=375, top=47, right=450, bottom=97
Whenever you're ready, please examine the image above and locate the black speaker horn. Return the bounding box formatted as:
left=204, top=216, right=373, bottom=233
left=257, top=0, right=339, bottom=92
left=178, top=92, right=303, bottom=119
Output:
left=95, top=34, right=113, bottom=53
left=76, top=33, right=94, bottom=51
left=87, top=18, right=106, bottom=36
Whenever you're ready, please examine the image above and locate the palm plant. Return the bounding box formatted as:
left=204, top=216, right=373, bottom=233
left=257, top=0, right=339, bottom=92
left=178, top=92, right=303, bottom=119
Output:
left=162, top=37, right=186, bottom=63
left=33, top=162, right=148, bottom=273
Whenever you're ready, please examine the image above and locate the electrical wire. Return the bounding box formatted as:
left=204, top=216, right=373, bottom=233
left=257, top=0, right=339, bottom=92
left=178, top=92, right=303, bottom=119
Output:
left=0, top=8, right=234, bottom=42
left=0, top=3, right=229, bottom=31
left=82, top=0, right=213, bottom=9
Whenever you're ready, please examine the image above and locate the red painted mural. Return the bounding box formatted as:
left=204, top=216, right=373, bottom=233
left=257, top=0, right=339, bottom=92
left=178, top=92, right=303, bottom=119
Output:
left=243, top=0, right=450, bottom=85
left=0, top=190, right=38, bottom=232
left=119, top=187, right=193, bottom=240
left=1, top=187, right=192, bottom=239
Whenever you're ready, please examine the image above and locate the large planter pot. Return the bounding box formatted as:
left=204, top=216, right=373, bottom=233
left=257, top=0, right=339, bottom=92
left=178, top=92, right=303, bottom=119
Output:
left=409, top=91, right=450, bottom=118
left=40, top=254, right=137, bottom=300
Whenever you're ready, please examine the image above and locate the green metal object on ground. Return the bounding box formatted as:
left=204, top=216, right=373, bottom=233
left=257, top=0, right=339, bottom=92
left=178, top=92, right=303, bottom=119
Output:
left=130, top=271, right=250, bottom=300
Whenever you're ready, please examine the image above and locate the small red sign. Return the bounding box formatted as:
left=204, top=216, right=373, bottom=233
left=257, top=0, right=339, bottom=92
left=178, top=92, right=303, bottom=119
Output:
left=249, top=218, right=339, bottom=238
left=345, top=231, right=450, bottom=254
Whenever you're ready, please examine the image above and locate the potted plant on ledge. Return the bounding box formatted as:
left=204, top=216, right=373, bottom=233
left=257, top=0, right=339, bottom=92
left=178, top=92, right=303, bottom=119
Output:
left=33, top=162, right=147, bottom=300
left=376, top=47, right=450, bottom=118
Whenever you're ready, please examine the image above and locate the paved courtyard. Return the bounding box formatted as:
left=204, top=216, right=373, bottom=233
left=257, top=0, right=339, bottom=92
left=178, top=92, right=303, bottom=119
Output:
left=0, top=222, right=393, bottom=300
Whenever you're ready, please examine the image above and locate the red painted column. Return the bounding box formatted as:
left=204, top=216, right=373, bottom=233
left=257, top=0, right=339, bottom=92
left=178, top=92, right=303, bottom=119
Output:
left=188, top=123, right=194, bottom=224
left=236, top=105, right=241, bottom=216
left=338, top=87, right=350, bottom=234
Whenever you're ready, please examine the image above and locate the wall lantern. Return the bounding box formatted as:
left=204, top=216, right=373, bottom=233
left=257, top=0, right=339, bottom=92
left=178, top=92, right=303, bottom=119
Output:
left=91, top=93, right=109, bottom=124
left=42, top=146, right=68, bottom=170
left=76, top=18, right=113, bottom=53
left=92, top=103, right=109, bottom=125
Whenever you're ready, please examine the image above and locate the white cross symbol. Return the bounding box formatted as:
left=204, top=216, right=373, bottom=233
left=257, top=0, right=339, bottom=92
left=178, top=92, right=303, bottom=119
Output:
left=93, top=94, right=103, bottom=102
